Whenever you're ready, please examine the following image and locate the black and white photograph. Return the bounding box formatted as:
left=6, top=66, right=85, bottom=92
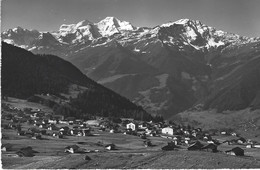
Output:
left=1, top=0, right=260, bottom=168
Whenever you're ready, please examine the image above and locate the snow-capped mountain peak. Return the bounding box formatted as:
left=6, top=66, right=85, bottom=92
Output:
left=75, top=19, right=93, bottom=28
left=96, top=16, right=136, bottom=36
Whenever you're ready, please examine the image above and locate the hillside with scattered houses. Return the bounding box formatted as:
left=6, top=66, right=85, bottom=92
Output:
left=1, top=98, right=260, bottom=168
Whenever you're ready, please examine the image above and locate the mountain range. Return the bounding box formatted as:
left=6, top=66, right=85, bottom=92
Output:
left=2, top=17, right=260, bottom=118
left=1, top=42, right=151, bottom=120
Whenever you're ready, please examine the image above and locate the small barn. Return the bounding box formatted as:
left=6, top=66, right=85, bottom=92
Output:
left=1, top=143, right=13, bottom=152
left=16, top=150, right=35, bottom=157
left=201, top=143, right=218, bottom=153
left=64, top=145, right=80, bottom=153
left=225, top=147, right=244, bottom=156
left=187, top=141, right=204, bottom=151
left=161, top=141, right=176, bottom=151
left=16, top=147, right=38, bottom=157
left=143, top=140, right=152, bottom=147
left=105, top=144, right=116, bottom=150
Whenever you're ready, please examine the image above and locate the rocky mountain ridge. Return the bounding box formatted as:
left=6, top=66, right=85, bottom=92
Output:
left=2, top=17, right=260, bottom=118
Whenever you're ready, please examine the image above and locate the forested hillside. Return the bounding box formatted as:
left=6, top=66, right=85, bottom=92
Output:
left=1, top=42, right=151, bottom=120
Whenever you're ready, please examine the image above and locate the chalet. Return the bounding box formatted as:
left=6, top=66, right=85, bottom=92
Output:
left=237, top=137, right=246, bottom=144
left=48, top=124, right=58, bottom=131
left=246, top=144, right=254, bottom=148
left=75, top=119, right=83, bottom=125
left=173, top=136, right=181, bottom=145
left=59, top=120, right=69, bottom=124
left=28, top=127, right=40, bottom=133
left=1, top=143, right=12, bottom=152
left=144, top=140, right=152, bottom=147
left=161, top=141, right=176, bottom=151
left=184, top=137, right=191, bottom=144
left=52, top=132, right=63, bottom=138
left=220, top=131, right=227, bottom=135
left=32, top=133, right=42, bottom=140
left=201, top=143, right=218, bottom=153
left=138, top=122, right=151, bottom=129
left=77, top=131, right=83, bottom=136
left=40, top=130, right=47, bottom=135
left=126, top=122, right=138, bottom=131
left=16, top=147, right=38, bottom=157
left=188, top=141, right=204, bottom=151
left=16, top=150, right=35, bottom=157
left=17, top=131, right=26, bottom=136
left=105, top=144, right=116, bottom=150
left=80, top=123, right=87, bottom=128
left=64, top=145, right=80, bottom=153
left=162, top=127, right=174, bottom=136
left=225, top=147, right=244, bottom=156
left=39, top=124, right=47, bottom=129
left=48, top=119, right=58, bottom=124
left=254, top=144, right=260, bottom=148
left=59, top=126, right=70, bottom=134
left=231, top=132, right=237, bottom=136
left=86, top=120, right=102, bottom=126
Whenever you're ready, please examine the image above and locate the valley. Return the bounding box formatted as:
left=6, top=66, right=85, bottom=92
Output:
left=2, top=6, right=260, bottom=168
left=1, top=98, right=260, bottom=169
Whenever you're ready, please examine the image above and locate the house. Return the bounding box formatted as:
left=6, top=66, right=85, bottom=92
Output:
left=1, top=143, right=12, bottom=152
left=16, top=150, right=35, bottom=157
left=105, top=144, right=116, bottom=150
left=40, top=130, right=47, bottom=135
left=52, top=132, right=63, bottom=138
left=184, top=137, right=191, bottom=144
left=86, top=120, right=102, bottom=126
left=16, top=147, right=38, bottom=157
left=237, top=137, right=246, bottom=144
left=17, top=131, right=26, bottom=136
left=64, top=145, right=80, bottom=153
left=126, top=122, right=137, bottom=131
left=246, top=144, right=254, bottom=148
left=231, top=132, right=237, bottom=136
left=59, top=120, right=69, bottom=124
left=220, top=131, right=227, bottom=135
left=201, top=143, right=218, bottom=153
left=32, top=133, right=42, bottom=140
left=162, top=127, right=174, bottom=136
left=48, top=119, right=58, bottom=124
left=59, top=126, right=70, bottom=135
left=253, top=144, right=260, bottom=148
left=225, top=147, right=244, bottom=156
left=143, top=140, right=152, bottom=147
left=47, top=124, right=58, bottom=131
left=187, top=141, right=204, bottom=151
left=161, top=141, right=176, bottom=151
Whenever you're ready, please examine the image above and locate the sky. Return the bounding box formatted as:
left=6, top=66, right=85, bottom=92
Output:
left=1, top=0, right=260, bottom=37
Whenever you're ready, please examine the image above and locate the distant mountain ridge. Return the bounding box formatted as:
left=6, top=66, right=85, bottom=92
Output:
left=2, top=17, right=260, bottom=118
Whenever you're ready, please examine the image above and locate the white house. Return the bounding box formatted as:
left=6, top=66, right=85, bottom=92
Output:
left=126, top=123, right=137, bottom=131
left=162, top=127, right=174, bottom=135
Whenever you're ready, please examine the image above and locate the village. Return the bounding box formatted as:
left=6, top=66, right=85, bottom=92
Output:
left=2, top=98, right=260, bottom=169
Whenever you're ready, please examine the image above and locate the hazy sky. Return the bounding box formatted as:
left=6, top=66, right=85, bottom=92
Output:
left=1, top=0, right=260, bottom=37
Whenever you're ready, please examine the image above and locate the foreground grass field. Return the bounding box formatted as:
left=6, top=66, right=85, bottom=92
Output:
left=2, top=126, right=260, bottom=169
